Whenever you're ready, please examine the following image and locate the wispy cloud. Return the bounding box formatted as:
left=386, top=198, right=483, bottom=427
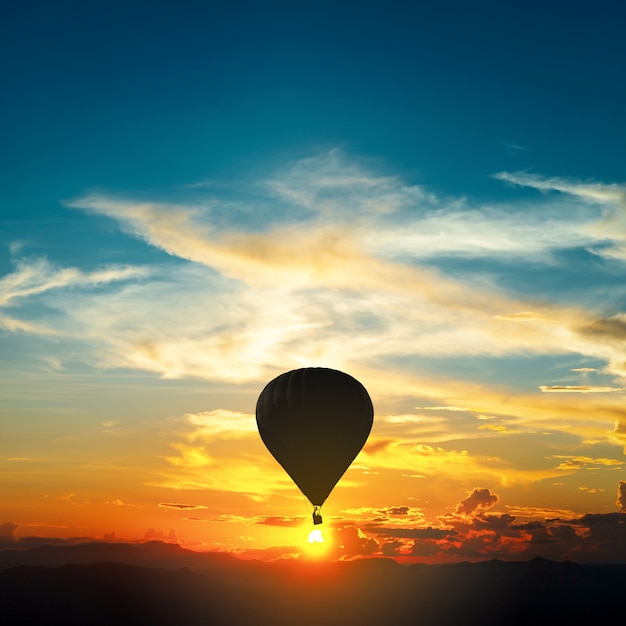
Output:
left=493, top=170, right=626, bottom=261
left=158, top=502, right=208, bottom=510
left=539, top=385, right=626, bottom=393
left=0, top=315, right=61, bottom=336
left=0, top=256, right=149, bottom=308
left=492, top=171, right=624, bottom=203
left=53, top=152, right=626, bottom=390
left=550, top=455, right=624, bottom=471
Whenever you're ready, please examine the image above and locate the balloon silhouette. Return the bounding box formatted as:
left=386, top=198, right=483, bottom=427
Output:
left=256, top=367, right=374, bottom=524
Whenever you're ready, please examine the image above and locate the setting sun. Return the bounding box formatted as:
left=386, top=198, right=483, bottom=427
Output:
left=301, top=526, right=330, bottom=559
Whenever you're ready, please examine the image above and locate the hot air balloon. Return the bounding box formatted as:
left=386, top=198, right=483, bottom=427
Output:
left=256, top=367, right=374, bottom=524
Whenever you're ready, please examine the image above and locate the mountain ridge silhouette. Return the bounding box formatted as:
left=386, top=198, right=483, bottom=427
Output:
left=1, top=541, right=624, bottom=625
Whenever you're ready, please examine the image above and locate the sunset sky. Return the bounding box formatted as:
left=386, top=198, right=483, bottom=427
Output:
left=2, top=0, right=626, bottom=563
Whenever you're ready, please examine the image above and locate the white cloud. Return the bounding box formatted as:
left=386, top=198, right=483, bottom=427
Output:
left=492, top=171, right=624, bottom=204
left=184, top=410, right=257, bottom=442
left=3, top=152, right=626, bottom=399
left=493, top=170, right=626, bottom=261
left=0, top=256, right=150, bottom=309
left=0, top=315, right=61, bottom=336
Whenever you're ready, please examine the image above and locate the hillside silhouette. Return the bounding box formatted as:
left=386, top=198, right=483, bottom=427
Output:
left=2, top=541, right=625, bottom=625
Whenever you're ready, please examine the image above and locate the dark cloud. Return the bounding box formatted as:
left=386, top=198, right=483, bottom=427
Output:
left=5, top=536, right=93, bottom=549
left=363, top=438, right=394, bottom=454
left=333, top=524, right=380, bottom=558
left=385, top=506, right=410, bottom=516
left=408, top=538, right=447, bottom=557
left=354, top=486, right=626, bottom=563
left=579, top=316, right=626, bottom=339
left=380, top=540, right=404, bottom=556
left=512, top=521, right=554, bottom=544
left=143, top=528, right=178, bottom=543
left=572, top=512, right=626, bottom=544
left=455, top=488, right=498, bottom=516
left=159, top=503, right=206, bottom=510
left=0, top=522, right=18, bottom=545
left=367, top=506, right=414, bottom=524
left=473, top=513, right=516, bottom=531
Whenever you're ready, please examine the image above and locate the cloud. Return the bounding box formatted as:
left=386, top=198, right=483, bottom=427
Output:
left=416, top=406, right=482, bottom=412
left=340, top=506, right=425, bottom=525
left=143, top=528, right=178, bottom=543
left=617, top=482, right=626, bottom=512
left=369, top=506, right=626, bottom=563
left=183, top=410, right=257, bottom=442
left=105, top=499, right=135, bottom=507
left=477, top=423, right=521, bottom=434
left=356, top=431, right=576, bottom=492
left=57, top=155, right=626, bottom=391
left=71, top=190, right=529, bottom=327
left=256, top=516, right=304, bottom=527
left=612, top=422, right=626, bottom=453
left=492, top=171, right=624, bottom=203
left=0, top=315, right=61, bottom=336
left=0, top=256, right=149, bottom=309
left=539, top=385, right=626, bottom=393
left=160, top=412, right=291, bottom=499
left=579, top=314, right=626, bottom=341
left=158, top=503, right=208, bottom=510
left=158, top=408, right=296, bottom=499
left=363, top=439, right=395, bottom=455
left=0, top=152, right=618, bottom=402
left=370, top=366, right=626, bottom=453
left=333, top=524, right=380, bottom=559
left=550, top=456, right=624, bottom=471
left=385, top=506, right=411, bottom=516
left=267, top=149, right=423, bottom=217
left=503, top=505, right=578, bottom=520
left=455, top=488, right=499, bottom=516
left=0, top=521, right=18, bottom=543
left=0, top=255, right=152, bottom=357
left=493, top=170, right=626, bottom=261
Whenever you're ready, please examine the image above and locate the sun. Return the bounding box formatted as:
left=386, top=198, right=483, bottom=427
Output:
left=301, top=526, right=330, bottom=559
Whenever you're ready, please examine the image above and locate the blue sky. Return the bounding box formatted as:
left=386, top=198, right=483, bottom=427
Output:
left=2, top=0, right=626, bottom=559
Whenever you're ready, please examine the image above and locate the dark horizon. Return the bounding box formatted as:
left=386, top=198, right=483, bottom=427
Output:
left=2, top=539, right=625, bottom=626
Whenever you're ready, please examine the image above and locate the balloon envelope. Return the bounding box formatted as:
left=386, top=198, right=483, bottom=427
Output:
left=256, top=367, right=374, bottom=506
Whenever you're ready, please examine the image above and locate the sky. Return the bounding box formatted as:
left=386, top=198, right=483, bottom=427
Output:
left=2, top=0, right=626, bottom=563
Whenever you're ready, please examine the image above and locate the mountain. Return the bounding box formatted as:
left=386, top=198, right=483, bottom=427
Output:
left=0, top=540, right=240, bottom=573
left=1, top=543, right=624, bottom=625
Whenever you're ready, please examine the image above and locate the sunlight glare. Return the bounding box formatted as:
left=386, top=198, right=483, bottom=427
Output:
left=308, top=529, right=324, bottom=544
